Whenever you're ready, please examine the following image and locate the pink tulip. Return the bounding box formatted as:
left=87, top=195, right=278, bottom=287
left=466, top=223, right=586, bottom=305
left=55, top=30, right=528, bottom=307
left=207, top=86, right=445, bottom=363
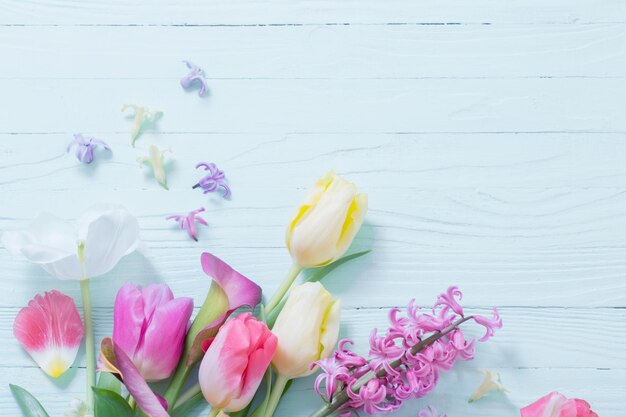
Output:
left=199, top=312, right=277, bottom=412
left=521, top=392, right=598, bottom=417
left=13, top=290, right=83, bottom=378
left=113, top=283, right=193, bottom=381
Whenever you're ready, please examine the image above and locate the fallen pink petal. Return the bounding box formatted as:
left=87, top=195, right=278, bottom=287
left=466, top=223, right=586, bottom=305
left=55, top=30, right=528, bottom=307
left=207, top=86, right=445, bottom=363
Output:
left=13, top=290, right=83, bottom=378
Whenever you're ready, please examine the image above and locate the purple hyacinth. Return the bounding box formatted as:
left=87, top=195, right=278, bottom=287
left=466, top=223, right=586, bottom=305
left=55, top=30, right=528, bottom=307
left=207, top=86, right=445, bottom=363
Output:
left=192, top=162, right=231, bottom=199
left=180, top=60, right=208, bottom=97
left=166, top=207, right=208, bottom=241
left=418, top=406, right=447, bottom=417
left=311, top=286, right=503, bottom=416
left=66, top=134, right=110, bottom=164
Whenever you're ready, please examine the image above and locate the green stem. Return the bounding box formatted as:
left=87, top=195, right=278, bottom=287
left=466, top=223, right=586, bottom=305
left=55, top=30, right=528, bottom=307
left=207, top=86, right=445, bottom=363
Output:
left=262, top=373, right=289, bottom=417
left=80, top=279, right=95, bottom=411
left=176, top=383, right=201, bottom=405
left=208, top=408, right=221, bottom=417
left=164, top=364, right=192, bottom=408
left=265, top=264, right=302, bottom=315
left=129, top=396, right=136, bottom=411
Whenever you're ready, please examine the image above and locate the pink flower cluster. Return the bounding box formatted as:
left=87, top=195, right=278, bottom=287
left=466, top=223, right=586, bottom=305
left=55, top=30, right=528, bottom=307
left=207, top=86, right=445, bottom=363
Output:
left=313, top=286, right=502, bottom=416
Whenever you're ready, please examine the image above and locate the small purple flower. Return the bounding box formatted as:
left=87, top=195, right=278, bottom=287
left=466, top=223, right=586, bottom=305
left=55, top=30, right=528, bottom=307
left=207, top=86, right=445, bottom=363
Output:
left=419, top=405, right=447, bottom=417
left=166, top=207, right=208, bottom=241
left=180, top=60, right=208, bottom=97
left=66, top=134, right=110, bottom=164
left=193, top=162, right=231, bottom=199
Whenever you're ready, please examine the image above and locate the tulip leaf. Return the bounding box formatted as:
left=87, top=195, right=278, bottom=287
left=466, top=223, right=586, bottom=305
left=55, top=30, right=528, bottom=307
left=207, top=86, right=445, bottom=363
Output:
left=9, top=384, right=50, bottom=417
left=97, top=371, right=122, bottom=395
left=266, top=250, right=371, bottom=327
left=93, top=387, right=134, bottom=417
left=170, top=390, right=206, bottom=417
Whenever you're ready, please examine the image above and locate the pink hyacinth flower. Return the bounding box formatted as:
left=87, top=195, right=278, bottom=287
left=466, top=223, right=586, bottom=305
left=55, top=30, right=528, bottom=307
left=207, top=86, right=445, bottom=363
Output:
left=166, top=207, right=208, bottom=241
left=113, top=283, right=193, bottom=381
left=521, top=392, right=598, bottom=417
left=13, top=290, right=83, bottom=377
left=199, top=313, right=277, bottom=412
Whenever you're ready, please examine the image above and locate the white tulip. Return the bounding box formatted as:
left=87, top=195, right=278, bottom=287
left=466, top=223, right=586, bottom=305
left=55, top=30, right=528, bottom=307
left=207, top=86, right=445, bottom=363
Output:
left=2, top=204, right=143, bottom=280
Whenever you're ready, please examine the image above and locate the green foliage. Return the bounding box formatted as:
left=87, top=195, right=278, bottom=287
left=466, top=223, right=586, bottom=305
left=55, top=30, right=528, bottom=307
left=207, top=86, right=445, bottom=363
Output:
left=93, top=387, right=134, bottom=417
left=9, top=384, right=50, bottom=417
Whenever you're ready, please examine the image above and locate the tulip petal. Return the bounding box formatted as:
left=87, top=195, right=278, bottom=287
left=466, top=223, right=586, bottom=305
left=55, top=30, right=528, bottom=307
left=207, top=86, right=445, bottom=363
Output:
left=140, top=297, right=194, bottom=381
left=13, top=290, right=83, bottom=378
left=82, top=206, right=141, bottom=278
left=186, top=252, right=262, bottom=366
left=100, top=338, right=170, bottom=417
left=112, top=284, right=145, bottom=362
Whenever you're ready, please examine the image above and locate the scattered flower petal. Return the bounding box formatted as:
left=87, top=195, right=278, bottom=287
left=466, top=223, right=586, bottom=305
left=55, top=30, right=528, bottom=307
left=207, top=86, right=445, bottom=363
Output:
left=13, top=290, right=83, bottom=377
left=67, top=134, right=110, bottom=164
left=193, top=162, right=231, bottom=198
left=121, top=104, right=163, bottom=146
left=180, top=60, right=208, bottom=97
left=521, top=391, right=598, bottom=417
left=138, top=144, right=172, bottom=190
left=166, top=208, right=208, bottom=241
left=468, top=369, right=507, bottom=403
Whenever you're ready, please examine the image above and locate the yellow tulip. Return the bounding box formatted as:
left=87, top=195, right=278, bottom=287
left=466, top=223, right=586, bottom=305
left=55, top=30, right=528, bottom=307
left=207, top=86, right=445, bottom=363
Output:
left=286, top=172, right=367, bottom=268
left=271, top=282, right=340, bottom=379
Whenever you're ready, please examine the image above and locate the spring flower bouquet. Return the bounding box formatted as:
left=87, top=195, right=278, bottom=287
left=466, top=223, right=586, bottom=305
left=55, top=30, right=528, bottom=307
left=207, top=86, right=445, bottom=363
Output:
left=2, top=172, right=598, bottom=417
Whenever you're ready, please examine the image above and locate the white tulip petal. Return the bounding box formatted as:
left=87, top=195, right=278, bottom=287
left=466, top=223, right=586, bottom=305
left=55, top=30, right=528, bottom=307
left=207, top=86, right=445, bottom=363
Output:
left=83, top=207, right=141, bottom=277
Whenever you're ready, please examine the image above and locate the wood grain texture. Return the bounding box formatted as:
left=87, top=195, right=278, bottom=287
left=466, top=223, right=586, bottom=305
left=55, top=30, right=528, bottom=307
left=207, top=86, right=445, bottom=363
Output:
left=0, top=78, right=624, bottom=134
left=0, top=0, right=625, bottom=25
left=1, top=24, right=626, bottom=79
left=1, top=1, right=625, bottom=416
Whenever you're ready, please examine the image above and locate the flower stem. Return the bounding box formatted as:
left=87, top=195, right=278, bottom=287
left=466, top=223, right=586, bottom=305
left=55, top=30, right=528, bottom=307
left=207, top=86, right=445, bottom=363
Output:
left=208, top=408, right=221, bottom=417
left=265, top=264, right=302, bottom=315
left=308, top=316, right=474, bottom=417
left=262, top=373, right=289, bottom=417
left=80, top=279, right=95, bottom=411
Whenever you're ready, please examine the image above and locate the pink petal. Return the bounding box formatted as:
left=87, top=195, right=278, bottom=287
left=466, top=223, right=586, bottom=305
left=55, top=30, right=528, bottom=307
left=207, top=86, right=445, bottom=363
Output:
left=140, top=284, right=174, bottom=318
left=186, top=252, right=262, bottom=365
left=113, top=283, right=145, bottom=358
left=521, top=392, right=573, bottom=417
left=100, top=338, right=170, bottom=417
left=139, top=297, right=193, bottom=381
left=13, top=290, right=83, bottom=377
left=201, top=252, right=262, bottom=309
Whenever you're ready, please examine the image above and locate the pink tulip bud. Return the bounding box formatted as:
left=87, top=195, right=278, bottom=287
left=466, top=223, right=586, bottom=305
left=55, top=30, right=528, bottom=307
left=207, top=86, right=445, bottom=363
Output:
left=199, top=313, right=277, bottom=412
left=113, top=283, right=193, bottom=381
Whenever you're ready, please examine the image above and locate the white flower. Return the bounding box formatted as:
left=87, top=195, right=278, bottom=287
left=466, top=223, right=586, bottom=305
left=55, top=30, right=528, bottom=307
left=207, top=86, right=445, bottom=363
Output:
left=65, top=398, right=93, bottom=417
left=468, top=369, right=508, bottom=403
left=2, top=204, right=143, bottom=280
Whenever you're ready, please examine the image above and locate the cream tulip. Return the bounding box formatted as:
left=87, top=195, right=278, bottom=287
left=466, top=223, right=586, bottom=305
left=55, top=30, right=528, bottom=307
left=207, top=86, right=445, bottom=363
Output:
left=271, top=282, right=340, bottom=378
left=286, top=172, right=367, bottom=268
left=263, top=282, right=340, bottom=417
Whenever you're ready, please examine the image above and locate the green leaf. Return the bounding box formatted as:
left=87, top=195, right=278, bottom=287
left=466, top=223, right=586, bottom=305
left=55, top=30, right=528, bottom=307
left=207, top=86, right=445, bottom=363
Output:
left=266, top=250, right=371, bottom=327
left=9, top=384, right=50, bottom=417
left=97, top=371, right=122, bottom=394
left=93, top=387, right=134, bottom=417
left=171, top=391, right=206, bottom=417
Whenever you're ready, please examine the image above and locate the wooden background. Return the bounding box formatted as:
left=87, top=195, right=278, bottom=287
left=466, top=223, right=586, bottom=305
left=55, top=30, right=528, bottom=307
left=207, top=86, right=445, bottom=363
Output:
left=1, top=1, right=625, bottom=416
